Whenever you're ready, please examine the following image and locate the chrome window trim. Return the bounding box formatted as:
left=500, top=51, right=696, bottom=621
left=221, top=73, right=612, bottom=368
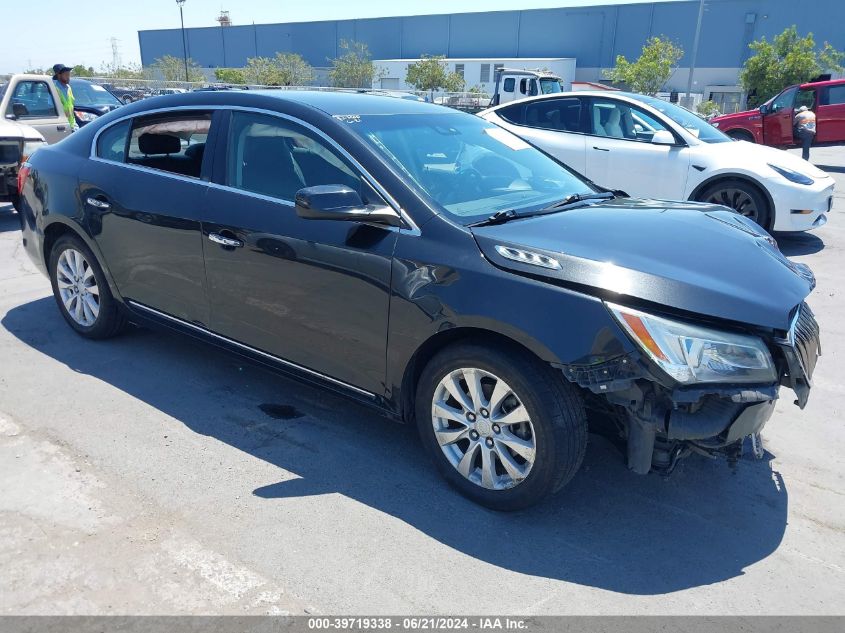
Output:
left=89, top=104, right=419, bottom=232
left=127, top=300, right=377, bottom=399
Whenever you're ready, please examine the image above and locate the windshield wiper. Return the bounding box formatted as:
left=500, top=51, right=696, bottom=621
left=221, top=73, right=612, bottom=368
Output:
left=468, top=191, right=621, bottom=228
left=542, top=191, right=617, bottom=211
left=467, top=209, right=523, bottom=227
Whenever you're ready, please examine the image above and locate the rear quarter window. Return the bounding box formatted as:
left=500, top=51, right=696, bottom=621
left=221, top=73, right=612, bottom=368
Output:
left=96, top=120, right=131, bottom=162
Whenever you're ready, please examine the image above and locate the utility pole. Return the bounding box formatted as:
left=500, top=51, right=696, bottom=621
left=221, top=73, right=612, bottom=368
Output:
left=686, top=0, right=706, bottom=107
left=176, top=0, right=189, bottom=82
left=111, top=37, right=122, bottom=71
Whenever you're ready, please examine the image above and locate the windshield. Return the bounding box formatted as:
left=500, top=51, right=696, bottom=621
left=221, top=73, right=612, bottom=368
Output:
left=71, top=80, right=122, bottom=107
left=627, top=94, right=731, bottom=143
left=346, top=112, right=594, bottom=224
left=539, top=78, right=563, bottom=95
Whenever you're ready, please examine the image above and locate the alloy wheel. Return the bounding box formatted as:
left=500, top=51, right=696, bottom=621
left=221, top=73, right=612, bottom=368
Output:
left=431, top=368, right=536, bottom=490
left=705, top=187, right=760, bottom=223
left=56, top=248, right=100, bottom=327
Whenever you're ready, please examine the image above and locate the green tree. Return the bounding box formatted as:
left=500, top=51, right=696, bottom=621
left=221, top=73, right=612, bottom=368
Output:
left=71, top=65, right=95, bottom=77
left=215, top=67, right=246, bottom=84
left=150, top=55, right=204, bottom=82
left=329, top=40, right=380, bottom=89
left=604, top=35, right=683, bottom=95
left=443, top=71, right=466, bottom=93
left=405, top=55, right=449, bottom=99
left=741, top=26, right=844, bottom=107
left=99, top=62, right=148, bottom=80
left=697, top=100, right=721, bottom=118
left=243, top=57, right=283, bottom=85
left=274, top=52, right=313, bottom=86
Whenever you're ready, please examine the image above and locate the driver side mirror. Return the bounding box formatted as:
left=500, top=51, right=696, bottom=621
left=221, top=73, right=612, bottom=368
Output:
left=758, top=104, right=769, bottom=115
left=10, top=103, right=29, bottom=118
left=295, top=185, right=403, bottom=228
left=650, top=130, right=676, bottom=145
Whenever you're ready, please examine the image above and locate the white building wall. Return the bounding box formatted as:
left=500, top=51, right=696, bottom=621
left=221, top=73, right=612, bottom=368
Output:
left=375, top=57, right=576, bottom=93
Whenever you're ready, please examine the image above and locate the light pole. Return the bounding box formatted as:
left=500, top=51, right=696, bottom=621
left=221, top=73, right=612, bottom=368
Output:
left=686, top=0, right=706, bottom=106
left=176, top=0, right=189, bottom=82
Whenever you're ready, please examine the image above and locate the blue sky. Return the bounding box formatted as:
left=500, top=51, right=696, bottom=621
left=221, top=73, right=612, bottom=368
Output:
left=1, top=0, right=686, bottom=73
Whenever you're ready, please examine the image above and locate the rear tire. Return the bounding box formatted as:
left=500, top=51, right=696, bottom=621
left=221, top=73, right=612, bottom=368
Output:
left=696, top=179, right=772, bottom=231
left=415, top=343, right=587, bottom=511
left=9, top=193, right=21, bottom=213
left=49, top=234, right=126, bottom=339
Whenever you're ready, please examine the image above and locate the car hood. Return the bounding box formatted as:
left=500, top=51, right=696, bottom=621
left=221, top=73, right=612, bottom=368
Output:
left=697, top=140, right=830, bottom=180
left=472, top=199, right=813, bottom=330
left=0, top=118, right=45, bottom=141
left=711, top=109, right=759, bottom=124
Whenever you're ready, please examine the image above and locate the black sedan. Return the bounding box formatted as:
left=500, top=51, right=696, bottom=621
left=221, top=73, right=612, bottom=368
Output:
left=16, top=91, right=820, bottom=509
left=70, top=78, right=122, bottom=127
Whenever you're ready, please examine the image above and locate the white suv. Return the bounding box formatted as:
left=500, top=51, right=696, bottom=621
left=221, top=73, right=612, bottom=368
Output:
left=479, top=92, right=835, bottom=232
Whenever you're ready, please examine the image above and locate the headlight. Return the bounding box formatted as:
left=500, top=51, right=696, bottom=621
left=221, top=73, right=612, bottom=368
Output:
left=711, top=122, right=720, bottom=128
left=607, top=302, right=776, bottom=384
left=768, top=163, right=814, bottom=185
left=74, top=110, right=99, bottom=122
left=21, top=139, right=44, bottom=163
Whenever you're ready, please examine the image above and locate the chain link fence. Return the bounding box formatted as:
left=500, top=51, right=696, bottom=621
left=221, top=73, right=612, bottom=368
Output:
left=1, top=73, right=493, bottom=112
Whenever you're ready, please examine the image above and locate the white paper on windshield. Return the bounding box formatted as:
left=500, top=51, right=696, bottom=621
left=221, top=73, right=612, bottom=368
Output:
left=91, top=84, right=107, bottom=92
left=484, top=126, right=530, bottom=150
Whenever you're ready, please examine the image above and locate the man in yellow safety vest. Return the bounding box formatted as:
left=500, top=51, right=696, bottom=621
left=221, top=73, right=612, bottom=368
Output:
left=52, top=63, right=78, bottom=131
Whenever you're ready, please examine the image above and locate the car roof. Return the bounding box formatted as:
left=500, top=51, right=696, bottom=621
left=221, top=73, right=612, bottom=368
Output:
left=799, top=78, right=845, bottom=89
left=481, top=90, right=647, bottom=114
left=249, top=89, right=443, bottom=115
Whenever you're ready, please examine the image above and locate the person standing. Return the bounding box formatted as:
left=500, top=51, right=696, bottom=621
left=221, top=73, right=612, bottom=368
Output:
left=793, top=105, right=816, bottom=161
left=52, top=63, right=78, bottom=131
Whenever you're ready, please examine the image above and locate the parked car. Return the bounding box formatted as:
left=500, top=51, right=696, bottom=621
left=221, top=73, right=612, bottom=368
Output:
left=479, top=91, right=835, bottom=232
left=0, top=74, right=74, bottom=143
left=710, top=78, right=845, bottom=146
left=0, top=118, right=45, bottom=210
left=70, top=78, right=122, bottom=127
left=100, top=84, right=151, bottom=104
left=18, top=91, right=820, bottom=509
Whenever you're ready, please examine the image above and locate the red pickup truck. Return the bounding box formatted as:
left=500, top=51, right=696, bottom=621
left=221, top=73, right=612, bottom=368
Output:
left=710, top=78, right=845, bottom=147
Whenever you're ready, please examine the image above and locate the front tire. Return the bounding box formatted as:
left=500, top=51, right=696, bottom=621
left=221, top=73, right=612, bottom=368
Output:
left=49, top=234, right=126, bottom=339
left=696, top=179, right=772, bottom=231
left=415, top=343, right=587, bottom=511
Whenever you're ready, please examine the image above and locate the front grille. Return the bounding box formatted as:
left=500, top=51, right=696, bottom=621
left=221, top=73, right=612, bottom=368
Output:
left=792, top=303, right=820, bottom=380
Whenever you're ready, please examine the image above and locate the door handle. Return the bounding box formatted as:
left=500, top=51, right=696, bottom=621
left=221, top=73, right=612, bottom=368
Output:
left=592, top=146, right=610, bottom=151
left=209, top=233, right=243, bottom=248
left=86, top=196, right=110, bottom=210
left=57, top=125, right=67, bottom=131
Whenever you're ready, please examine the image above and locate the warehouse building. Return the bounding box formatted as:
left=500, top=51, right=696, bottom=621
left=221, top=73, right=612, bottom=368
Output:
left=138, top=0, right=845, bottom=109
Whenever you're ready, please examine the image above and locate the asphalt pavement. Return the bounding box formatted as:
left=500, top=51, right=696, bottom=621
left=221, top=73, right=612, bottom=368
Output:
left=1, top=145, right=843, bottom=615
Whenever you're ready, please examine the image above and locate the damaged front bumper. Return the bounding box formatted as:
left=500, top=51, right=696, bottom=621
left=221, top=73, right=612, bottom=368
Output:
left=560, top=303, right=821, bottom=475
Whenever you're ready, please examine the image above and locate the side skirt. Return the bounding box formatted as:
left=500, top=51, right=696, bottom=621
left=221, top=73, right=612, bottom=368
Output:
left=123, top=300, right=399, bottom=418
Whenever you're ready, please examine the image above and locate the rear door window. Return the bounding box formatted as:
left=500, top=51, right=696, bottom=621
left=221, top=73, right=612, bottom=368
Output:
left=821, top=85, right=845, bottom=106
left=126, top=112, right=212, bottom=179
left=498, top=97, right=583, bottom=133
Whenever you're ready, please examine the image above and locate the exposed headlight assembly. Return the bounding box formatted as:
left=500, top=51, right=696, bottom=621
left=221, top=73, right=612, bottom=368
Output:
left=74, top=110, right=99, bottom=123
left=768, top=163, right=814, bottom=185
left=607, top=302, right=776, bottom=384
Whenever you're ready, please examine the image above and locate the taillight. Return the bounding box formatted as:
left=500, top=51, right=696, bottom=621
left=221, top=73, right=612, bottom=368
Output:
left=17, top=163, right=31, bottom=195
